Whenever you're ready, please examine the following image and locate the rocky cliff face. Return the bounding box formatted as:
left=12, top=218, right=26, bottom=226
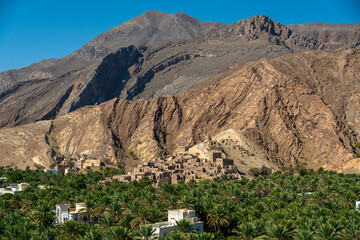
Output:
left=0, top=14, right=335, bottom=128
left=289, top=22, right=360, bottom=48
left=1, top=49, right=360, bottom=173
left=211, top=15, right=326, bottom=50
left=85, top=11, right=226, bottom=53
left=1, top=12, right=360, bottom=174
left=0, top=11, right=225, bottom=93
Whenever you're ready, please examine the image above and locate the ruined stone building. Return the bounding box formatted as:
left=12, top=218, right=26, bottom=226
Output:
left=113, top=150, right=241, bottom=187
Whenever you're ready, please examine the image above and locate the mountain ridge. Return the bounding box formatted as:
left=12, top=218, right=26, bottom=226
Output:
left=0, top=11, right=226, bottom=93
left=0, top=12, right=342, bottom=129
left=1, top=48, right=360, bottom=174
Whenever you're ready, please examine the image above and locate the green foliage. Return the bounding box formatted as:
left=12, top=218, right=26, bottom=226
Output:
left=134, top=225, right=157, bottom=239
left=106, top=226, right=132, bottom=239
left=249, top=165, right=272, bottom=177
left=49, top=162, right=57, bottom=169
left=174, top=219, right=195, bottom=234
left=128, top=150, right=139, bottom=160
left=1, top=168, right=360, bottom=239
left=58, top=221, right=88, bottom=240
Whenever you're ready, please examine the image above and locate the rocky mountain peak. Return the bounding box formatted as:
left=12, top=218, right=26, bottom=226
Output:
left=289, top=22, right=360, bottom=48
left=84, top=10, right=225, bottom=52
left=210, top=14, right=326, bottom=50
left=127, top=10, right=171, bottom=26
left=214, top=14, right=292, bottom=39
left=239, top=14, right=291, bottom=36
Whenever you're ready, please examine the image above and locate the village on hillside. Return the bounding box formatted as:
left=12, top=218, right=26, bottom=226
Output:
left=112, top=148, right=243, bottom=187
left=48, top=144, right=244, bottom=187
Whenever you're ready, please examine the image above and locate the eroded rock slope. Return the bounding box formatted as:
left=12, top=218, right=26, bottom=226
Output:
left=1, top=49, right=360, bottom=173
left=0, top=15, right=331, bottom=128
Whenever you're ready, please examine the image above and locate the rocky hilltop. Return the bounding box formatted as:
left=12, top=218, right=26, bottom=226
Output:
left=0, top=11, right=225, bottom=92
left=0, top=14, right=340, bottom=128
left=211, top=15, right=325, bottom=49
left=1, top=12, right=360, bottom=173
left=290, top=22, right=360, bottom=48
left=1, top=49, right=360, bottom=174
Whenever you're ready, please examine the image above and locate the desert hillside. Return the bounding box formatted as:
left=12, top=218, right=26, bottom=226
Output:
left=0, top=14, right=347, bottom=129
left=1, top=48, right=360, bottom=174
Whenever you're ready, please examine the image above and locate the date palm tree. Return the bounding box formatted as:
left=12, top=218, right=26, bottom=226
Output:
left=58, top=221, right=87, bottom=240
left=166, top=196, right=178, bottom=210
left=294, top=230, right=314, bottom=240
left=315, top=223, right=341, bottom=240
left=264, top=223, right=294, bottom=240
left=84, top=226, right=102, bottom=240
left=206, top=204, right=230, bottom=231
left=148, top=207, right=165, bottom=223
left=79, top=200, right=97, bottom=224
left=190, top=232, right=215, bottom=240
left=101, top=215, right=116, bottom=227
left=179, top=195, right=194, bottom=209
left=234, top=223, right=256, bottom=240
left=342, top=220, right=360, bottom=240
left=106, top=226, right=132, bottom=240
left=0, top=219, right=5, bottom=236
left=164, top=232, right=187, bottom=240
left=175, top=219, right=196, bottom=234
left=4, top=225, right=22, bottom=239
left=40, top=228, right=56, bottom=240
left=106, top=201, right=124, bottom=222
left=134, top=225, right=158, bottom=240
left=30, top=201, right=55, bottom=231
left=126, top=200, right=150, bottom=230
left=0, top=200, right=13, bottom=215
left=120, top=214, right=134, bottom=230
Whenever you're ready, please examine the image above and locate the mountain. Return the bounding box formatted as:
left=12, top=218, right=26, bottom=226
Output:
left=84, top=11, right=226, bottom=52
left=1, top=48, right=360, bottom=174
left=0, top=11, right=225, bottom=92
left=289, top=22, right=360, bottom=48
left=211, top=15, right=325, bottom=49
left=0, top=13, right=332, bottom=128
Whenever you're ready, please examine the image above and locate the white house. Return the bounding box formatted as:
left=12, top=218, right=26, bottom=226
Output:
left=356, top=201, right=360, bottom=211
left=143, top=209, right=204, bottom=238
left=55, top=203, right=86, bottom=224
left=43, top=169, right=59, bottom=175
left=0, top=182, right=29, bottom=195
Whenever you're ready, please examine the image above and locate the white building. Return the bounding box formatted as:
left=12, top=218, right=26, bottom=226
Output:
left=356, top=201, right=360, bottom=211
left=43, top=169, right=59, bottom=175
left=0, top=182, right=29, bottom=195
left=143, top=209, right=204, bottom=238
left=55, top=203, right=86, bottom=224
left=64, top=167, right=79, bottom=175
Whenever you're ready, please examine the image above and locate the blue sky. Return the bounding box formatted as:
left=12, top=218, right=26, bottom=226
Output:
left=0, top=0, right=359, bottom=72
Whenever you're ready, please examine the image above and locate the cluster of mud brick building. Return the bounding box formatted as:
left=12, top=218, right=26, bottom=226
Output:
left=53, top=157, right=106, bottom=174
left=113, top=149, right=241, bottom=186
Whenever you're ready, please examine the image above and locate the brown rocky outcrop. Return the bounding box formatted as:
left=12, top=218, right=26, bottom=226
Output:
left=1, top=49, right=360, bottom=173
left=211, top=15, right=326, bottom=50
left=0, top=14, right=333, bottom=129
left=0, top=11, right=225, bottom=93
left=289, top=22, right=360, bottom=48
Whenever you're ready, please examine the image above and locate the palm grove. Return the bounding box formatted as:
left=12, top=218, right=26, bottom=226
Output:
left=1, top=167, right=360, bottom=239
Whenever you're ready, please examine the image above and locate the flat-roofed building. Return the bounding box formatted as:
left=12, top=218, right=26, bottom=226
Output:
left=111, top=150, right=241, bottom=187
left=56, top=203, right=86, bottom=224
left=0, top=182, right=29, bottom=195
left=43, top=169, right=59, bottom=175
left=142, top=209, right=203, bottom=238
